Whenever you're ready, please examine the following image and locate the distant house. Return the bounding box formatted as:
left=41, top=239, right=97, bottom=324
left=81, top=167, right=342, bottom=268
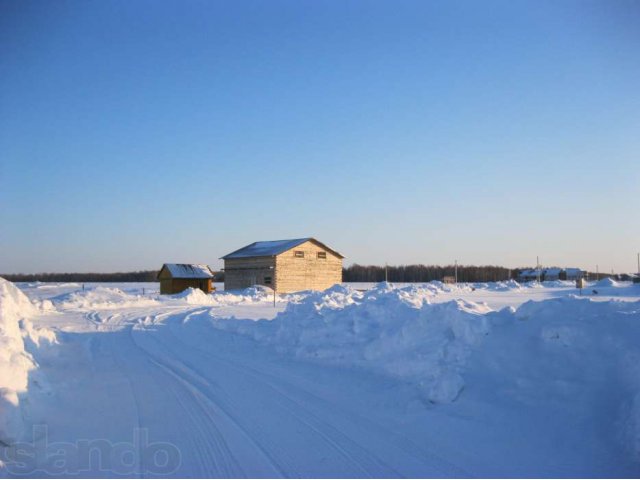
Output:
left=560, top=268, right=585, bottom=281
left=517, top=267, right=585, bottom=283
left=442, top=276, right=456, bottom=284
left=157, top=263, right=215, bottom=294
left=221, top=238, right=344, bottom=293
left=543, top=268, right=562, bottom=281
left=517, top=269, right=542, bottom=282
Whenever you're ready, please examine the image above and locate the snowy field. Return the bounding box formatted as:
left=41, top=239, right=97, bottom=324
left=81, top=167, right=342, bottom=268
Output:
left=1, top=278, right=640, bottom=478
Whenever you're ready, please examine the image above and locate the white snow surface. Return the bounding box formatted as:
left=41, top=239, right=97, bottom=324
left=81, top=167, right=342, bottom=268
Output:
left=1, top=279, right=639, bottom=477
left=0, top=278, right=55, bottom=445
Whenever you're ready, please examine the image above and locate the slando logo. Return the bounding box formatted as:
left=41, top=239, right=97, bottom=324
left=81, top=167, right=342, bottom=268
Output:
left=3, top=425, right=181, bottom=476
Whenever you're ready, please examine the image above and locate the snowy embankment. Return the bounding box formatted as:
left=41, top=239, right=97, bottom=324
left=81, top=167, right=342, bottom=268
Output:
left=50, top=286, right=160, bottom=310
left=212, top=282, right=640, bottom=461
left=215, top=284, right=492, bottom=403
left=44, top=284, right=280, bottom=310
left=0, top=278, right=55, bottom=446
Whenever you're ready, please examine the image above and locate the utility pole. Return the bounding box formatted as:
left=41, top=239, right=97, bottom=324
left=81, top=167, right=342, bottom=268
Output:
left=596, top=265, right=599, bottom=281
left=455, top=259, right=458, bottom=284
left=385, top=263, right=388, bottom=282
left=536, top=256, right=541, bottom=283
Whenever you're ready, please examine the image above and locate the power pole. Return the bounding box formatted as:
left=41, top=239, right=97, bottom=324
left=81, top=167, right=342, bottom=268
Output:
left=596, top=265, right=599, bottom=281
left=455, top=259, right=458, bottom=284
left=385, top=263, right=388, bottom=282
left=536, top=256, right=541, bottom=283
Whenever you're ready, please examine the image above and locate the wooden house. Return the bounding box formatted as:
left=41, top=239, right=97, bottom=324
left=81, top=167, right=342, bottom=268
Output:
left=157, top=263, right=215, bottom=294
left=221, top=238, right=344, bottom=293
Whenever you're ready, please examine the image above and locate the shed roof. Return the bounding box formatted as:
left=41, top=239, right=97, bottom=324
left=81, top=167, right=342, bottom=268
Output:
left=159, top=264, right=214, bottom=279
left=221, top=238, right=344, bottom=259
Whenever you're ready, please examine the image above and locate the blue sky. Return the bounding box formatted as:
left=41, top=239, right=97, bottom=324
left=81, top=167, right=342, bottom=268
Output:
left=1, top=0, right=639, bottom=274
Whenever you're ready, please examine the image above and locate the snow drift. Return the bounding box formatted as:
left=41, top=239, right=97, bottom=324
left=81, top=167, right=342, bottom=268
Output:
left=51, top=286, right=159, bottom=310
left=480, top=296, right=640, bottom=462
left=211, top=283, right=640, bottom=462
left=0, top=278, right=41, bottom=444
left=215, top=283, right=493, bottom=403
left=173, top=285, right=286, bottom=306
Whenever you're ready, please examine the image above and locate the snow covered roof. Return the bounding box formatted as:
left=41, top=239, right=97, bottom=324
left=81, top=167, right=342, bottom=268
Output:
left=160, top=264, right=214, bottom=279
left=518, top=267, right=584, bottom=278
left=544, top=268, right=562, bottom=276
left=221, top=238, right=344, bottom=260
left=564, top=268, right=583, bottom=275
left=518, top=269, right=541, bottom=277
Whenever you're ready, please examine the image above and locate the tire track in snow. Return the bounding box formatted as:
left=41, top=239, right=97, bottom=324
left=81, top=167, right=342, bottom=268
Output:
left=157, top=317, right=473, bottom=478
left=82, top=321, right=145, bottom=477
left=129, top=325, right=292, bottom=478
left=134, top=321, right=406, bottom=477
left=125, top=328, right=249, bottom=478
left=210, top=350, right=472, bottom=478
left=98, top=324, right=244, bottom=477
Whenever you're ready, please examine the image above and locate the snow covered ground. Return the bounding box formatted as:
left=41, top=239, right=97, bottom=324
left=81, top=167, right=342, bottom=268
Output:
left=1, top=278, right=639, bottom=477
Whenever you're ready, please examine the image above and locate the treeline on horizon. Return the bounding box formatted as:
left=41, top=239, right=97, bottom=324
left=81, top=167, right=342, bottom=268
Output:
left=3, top=265, right=516, bottom=283
left=1, top=265, right=612, bottom=284
left=343, top=264, right=515, bottom=283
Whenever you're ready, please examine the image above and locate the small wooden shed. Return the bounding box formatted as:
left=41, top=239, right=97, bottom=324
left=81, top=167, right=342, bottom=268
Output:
left=157, top=264, right=215, bottom=294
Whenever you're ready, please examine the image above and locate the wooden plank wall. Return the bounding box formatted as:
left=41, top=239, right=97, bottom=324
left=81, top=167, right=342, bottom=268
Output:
left=160, top=278, right=212, bottom=294
left=274, top=240, right=342, bottom=293
left=223, top=257, right=276, bottom=291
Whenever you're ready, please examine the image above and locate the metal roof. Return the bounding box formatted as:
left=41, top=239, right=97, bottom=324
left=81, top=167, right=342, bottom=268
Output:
left=221, top=238, right=344, bottom=259
left=160, top=264, right=214, bottom=279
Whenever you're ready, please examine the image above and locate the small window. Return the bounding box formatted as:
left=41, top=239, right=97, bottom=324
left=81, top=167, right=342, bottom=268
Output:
left=294, top=251, right=304, bottom=258
left=317, top=251, right=327, bottom=259
left=264, top=276, right=272, bottom=285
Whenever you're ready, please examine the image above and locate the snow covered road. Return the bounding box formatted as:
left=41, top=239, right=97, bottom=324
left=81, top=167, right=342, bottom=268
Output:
left=17, top=307, right=468, bottom=477
left=2, top=280, right=640, bottom=478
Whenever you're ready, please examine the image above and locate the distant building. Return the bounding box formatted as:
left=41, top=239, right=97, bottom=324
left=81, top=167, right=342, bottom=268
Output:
left=442, top=276, right=456, bottom=284
left=543, top=268, right=562, bottom=281
left=560, top=268, right=585, bottom=281
left=221, top=238, right=344, bottom=293
left=517, top=269, right=542, bottom=282
left=517, top=267, right=585, bottom=283
left=157, top=263, right=215, bottom=294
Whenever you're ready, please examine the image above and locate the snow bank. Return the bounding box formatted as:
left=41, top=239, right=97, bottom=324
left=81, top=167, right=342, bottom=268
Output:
left=0, top=278, right=40, bottom=443
left=476, top=296, right=640, bottom=461
left=217, top=285, right=283, bottom=303
left=172, top=288, right=220, bottom=305
left=211, top=283, right=640, bottom=463
left=30, top=282, right=81, bottom=289
left=160, top=285, right=292, bottom=307
left=595, top=277, right=622, bottom=288
left=51, top=286, right=159, bottom=310
left=215, top=283, right=492, bottom=403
